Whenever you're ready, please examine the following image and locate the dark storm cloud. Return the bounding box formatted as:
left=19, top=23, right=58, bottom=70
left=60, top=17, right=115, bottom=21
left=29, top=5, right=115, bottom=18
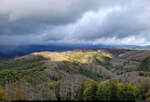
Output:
left=0, top=16, right=46, bottom=35
left=73, top=3, right=150, bottom=40
left=0, top=0, right=150, bottom=45
left=0, top=0, right=100, bottom=36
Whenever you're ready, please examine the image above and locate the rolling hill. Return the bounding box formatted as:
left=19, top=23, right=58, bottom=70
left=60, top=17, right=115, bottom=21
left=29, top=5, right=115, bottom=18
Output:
left=0, top=48, right=150, bottom=100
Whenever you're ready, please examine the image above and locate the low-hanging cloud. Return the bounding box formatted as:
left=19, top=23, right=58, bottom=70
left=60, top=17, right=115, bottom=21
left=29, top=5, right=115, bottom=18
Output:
left=0, top=0, right=150, bottom=46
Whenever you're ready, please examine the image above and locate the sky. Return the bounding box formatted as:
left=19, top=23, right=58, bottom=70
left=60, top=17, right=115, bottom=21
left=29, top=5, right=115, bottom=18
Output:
left=0, top=0, right=150, bottom=46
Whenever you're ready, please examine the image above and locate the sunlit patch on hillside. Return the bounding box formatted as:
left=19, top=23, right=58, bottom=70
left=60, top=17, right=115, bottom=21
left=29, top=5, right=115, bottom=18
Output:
left=32, top=50, right=113, bottom=64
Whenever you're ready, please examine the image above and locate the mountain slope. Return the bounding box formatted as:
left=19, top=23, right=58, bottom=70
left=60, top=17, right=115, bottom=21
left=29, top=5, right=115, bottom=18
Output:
left=0, top=48, right=150, bottom=100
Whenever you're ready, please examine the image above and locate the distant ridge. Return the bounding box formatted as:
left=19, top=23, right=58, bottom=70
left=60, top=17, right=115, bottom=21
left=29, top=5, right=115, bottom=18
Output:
left=0, top=44, right=150, bottom=58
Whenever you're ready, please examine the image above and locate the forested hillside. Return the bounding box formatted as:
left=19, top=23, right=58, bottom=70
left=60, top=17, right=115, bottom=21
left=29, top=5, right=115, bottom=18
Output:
left=0, top=48, right=150, bottom=101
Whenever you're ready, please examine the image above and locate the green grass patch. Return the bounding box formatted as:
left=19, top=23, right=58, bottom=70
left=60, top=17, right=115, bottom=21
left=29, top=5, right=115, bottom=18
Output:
left=0, top=56, right=49, bottom=86
left=0, top=55, right=47, bottom=70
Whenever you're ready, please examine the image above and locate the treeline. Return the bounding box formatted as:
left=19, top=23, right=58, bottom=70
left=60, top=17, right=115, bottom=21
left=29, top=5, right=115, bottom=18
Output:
left=1, top=80, right=150, bottom=101
left=76, top=80, right=150, bottom=101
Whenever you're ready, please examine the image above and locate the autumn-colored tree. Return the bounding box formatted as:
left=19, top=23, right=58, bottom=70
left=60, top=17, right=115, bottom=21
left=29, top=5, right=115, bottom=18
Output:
left=0, top=90, right=8, bottom=100
left=101, top=80, right=118, bottom=101
left=77, top=80, right=137, bottom=101
left=117, top=83, right=136, bottom=101
left=83, top=81, right=98, bottom=101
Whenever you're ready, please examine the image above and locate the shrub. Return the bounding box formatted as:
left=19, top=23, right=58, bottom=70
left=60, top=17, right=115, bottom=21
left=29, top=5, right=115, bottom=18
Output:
left=0, top=90, right=8, bottom=100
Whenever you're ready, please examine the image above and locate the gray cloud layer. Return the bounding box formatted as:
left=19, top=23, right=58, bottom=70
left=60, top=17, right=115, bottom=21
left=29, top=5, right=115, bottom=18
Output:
left=0, top=0, right=150, bottom=45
